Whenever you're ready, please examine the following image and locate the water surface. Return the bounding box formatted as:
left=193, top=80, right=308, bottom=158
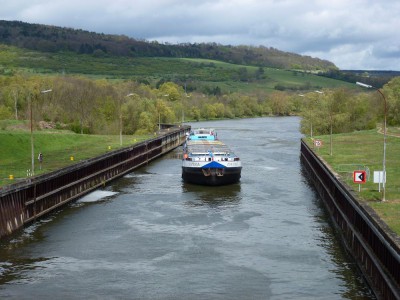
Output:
left=0, top=117, right=375, bottom=299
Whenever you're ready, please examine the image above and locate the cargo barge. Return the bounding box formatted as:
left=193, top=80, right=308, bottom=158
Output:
left=182, top=128, right=242, bottom=185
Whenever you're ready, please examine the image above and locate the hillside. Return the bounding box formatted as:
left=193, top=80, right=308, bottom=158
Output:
left=0, top=20, right=336, bottom=71
left=0, top=44, right=354, bottom=95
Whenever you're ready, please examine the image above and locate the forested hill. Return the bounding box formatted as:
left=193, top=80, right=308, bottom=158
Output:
left=0, top=20, right=336, bottom=71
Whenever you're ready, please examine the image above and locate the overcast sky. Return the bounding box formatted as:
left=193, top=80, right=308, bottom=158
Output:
left=2, top=0, right=400, bottom=70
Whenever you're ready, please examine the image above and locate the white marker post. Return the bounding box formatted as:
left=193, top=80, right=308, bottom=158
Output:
left=373, top=171, right=386, bottom=193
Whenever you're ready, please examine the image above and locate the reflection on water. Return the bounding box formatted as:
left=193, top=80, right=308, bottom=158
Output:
left=183, top=182, right=242, bottom=207
left=0, top=117, right=375, bottom=299
left=300, top=165, right=376, bottom=299
left=166, top=151, right=183, bottom=160
left=0, top=256, right=51, bottom=286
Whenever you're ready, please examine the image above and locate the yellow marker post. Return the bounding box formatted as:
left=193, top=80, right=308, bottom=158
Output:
left=70, top=156, right=74, bottom=161
left=9, top=175, right=14, bottom=180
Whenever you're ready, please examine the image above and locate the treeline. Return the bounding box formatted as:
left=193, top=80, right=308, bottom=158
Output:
left=0, top=20, right=336, bottom=71
left=1, top=73, right=399, bottom=137
left=299, top=76, right=400, bottom=136
left=318, top=69, right=398, bottom=89
left=0, top=74, right=296, bottom=135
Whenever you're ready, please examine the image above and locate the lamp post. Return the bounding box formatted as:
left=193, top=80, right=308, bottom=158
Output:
left=181, top=83, right=191, bottom=125
left=29, top=93, right=34, bottom=175
left=317, top=91, right=333, bottom=156
left=30, top=89, right=52, bottom=175
left=121, top=93, right=134, bottom=146
left=356, top=81, right=387, bottom=201
left=298, top=94, right=313, bottom=137
left=182, top=83, right=186, bottom=124
left=181, top=94, right=186, bottom=125
left=310, top=90, right=323, bottom=138
left=161, top=94, right=169, bottom=129
left=181, top=94, right=190, bottom=125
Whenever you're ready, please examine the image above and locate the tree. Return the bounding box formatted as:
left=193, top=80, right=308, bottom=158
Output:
left=213, top=103, right=225, bottom=118
left=299, top=92, right=321, bottom=137
left=136, top=111, right=156, bottom=134
left=0, top=105, right=12, bottom=120
left=6, top=74, right=26, bottom=120
left=384, top=77, right=400, bottom=126
left=237, top=67, right=249, bottom=82
left=201, top=104, right=217, bottom=120
left=189, top=107, right=201, bottom=121
left=154, top=99, right=173, bottom=124
left=56, top=77, right=98, bottom=134
left=158, top=82, right=182, bottom=101
left=122, top=96, right=141, bottom=134
left=255, top=66, right=265, bottom=80
left=270, top=92, right=290, bottom=116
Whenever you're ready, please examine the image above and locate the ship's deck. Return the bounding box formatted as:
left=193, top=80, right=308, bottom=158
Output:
left=186, top=140, right=233, bottom=155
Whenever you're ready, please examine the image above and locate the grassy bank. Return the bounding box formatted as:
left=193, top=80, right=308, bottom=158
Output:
left=305, top=128, right=400, bottom=234
left=0, top=128, right=151, bottom=187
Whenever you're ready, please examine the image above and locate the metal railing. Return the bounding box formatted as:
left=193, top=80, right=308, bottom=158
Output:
left=301, top=139, right=400, bottom=299
left=0, top=126, right=190, bottom=238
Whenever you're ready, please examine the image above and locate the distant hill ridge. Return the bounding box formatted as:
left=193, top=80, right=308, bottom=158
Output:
left=0, top=20, right=336, bottom=71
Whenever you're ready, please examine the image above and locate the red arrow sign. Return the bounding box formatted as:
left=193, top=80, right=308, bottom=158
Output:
left=353, top=170, right=367, bottom=183
left=314, top=139, right=323, bottom=147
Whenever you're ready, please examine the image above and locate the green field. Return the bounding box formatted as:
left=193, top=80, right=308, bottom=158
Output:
left=0, top=45, right=354, bottom=94
left=0, top=125, right=151, bottom=187
left=305, top=128, right=400, bottom=234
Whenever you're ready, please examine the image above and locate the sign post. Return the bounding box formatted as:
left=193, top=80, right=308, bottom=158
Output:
left=373, top=171, right=386, bottom=193
left=313, top=139, right=323, bottom=152
left=353, top=170, right=367, bottom=192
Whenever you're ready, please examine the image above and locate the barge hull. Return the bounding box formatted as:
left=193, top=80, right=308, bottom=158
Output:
left=182, top=167, right=241, bottom=186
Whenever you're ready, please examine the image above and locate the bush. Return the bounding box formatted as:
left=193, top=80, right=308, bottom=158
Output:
left=0, top=105, right=12, bottom=120
left=69, top=122, right=92, bottom=134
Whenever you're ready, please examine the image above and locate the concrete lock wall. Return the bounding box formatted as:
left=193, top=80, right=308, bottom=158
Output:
left=0, top=126, right=190, bottom=239
left=300, top=139, right=400, bottom=299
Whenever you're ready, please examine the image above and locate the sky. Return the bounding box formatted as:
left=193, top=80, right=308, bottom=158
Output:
left=2, top=0, right=400, bottom=70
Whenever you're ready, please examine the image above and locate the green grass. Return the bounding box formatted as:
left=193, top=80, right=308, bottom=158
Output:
left=305, top=128, right=400, bottom=234
left=0, top=126, right=151, bottom=187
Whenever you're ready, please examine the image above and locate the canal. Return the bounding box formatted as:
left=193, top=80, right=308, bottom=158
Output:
left=0, top=117, right=375, bottom=299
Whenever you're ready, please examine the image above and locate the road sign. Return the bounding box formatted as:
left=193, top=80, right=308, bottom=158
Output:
left=373, top=170, right=386, bottom=192
left=353, top=170, right=367, bottom=184
left=373, top=171, right=386, bottom=184
left=314, top=139, right=323, bottom=147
